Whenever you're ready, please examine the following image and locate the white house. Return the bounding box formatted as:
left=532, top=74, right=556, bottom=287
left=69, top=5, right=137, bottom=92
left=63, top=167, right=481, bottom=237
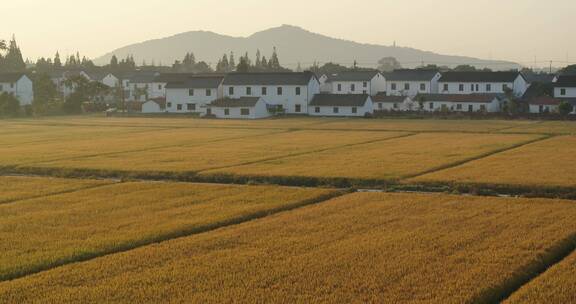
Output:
left=308, top=94, right=373, bottom=117
left=165, top=75, right=224, bottom=114
left=414, top=93, right=503, bottom=112
left=438, top=71, right=529, bottom=97
left=527, top=96, right=561, bottom=114
left=554, top=75, right=576, bottom=103
left=320, top=71, right=385, bottom=96
left=384, top=69, right=442, bottom=97
left=207, top=97, right=270, bottom=119
left=142, top=97, right=166, bottom=113
left=222, top=72, right=320, bottom=114
left=125, top=71, right=162, bottom=101
left=82, top=71, right=120, bottom=88
left=0, top=73, right=34, bottom=105
left=372, top=93, right=414, bottom=111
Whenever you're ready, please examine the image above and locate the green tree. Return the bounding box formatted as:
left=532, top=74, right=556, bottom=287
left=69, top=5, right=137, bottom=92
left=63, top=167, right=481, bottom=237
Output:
left=560, top=64, right=576, bottom=75
left=378, top=57, right=401, bottom=72
left=269, top=47, right=280, bottom=71
left=236, top=56, right=250, bottom=72
left=559, top=101, right=573, bottom=115
left=53, top=52, right=62, bottom=68
left=32, top=73, right=58, bottom=115
left=2, top=36, right=26, bottom=72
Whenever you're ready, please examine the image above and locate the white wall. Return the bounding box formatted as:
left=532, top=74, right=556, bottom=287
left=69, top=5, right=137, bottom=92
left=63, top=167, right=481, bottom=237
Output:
left=166, top=87, right=218, bottom=114
left=386, top=74, right=440, bottom=97
left=308, top=98, right=373, bottom=117
left=422, top=99, right=500, bottom=112
left=439, top=76, right=528, bottom=97
left=142, top=101, right=163, bottom=113
left=223, top=78, right=319, bottom=114
left=529, top=104, right=559, bottom=113
left=554, top=87, right=576, bottom=98
left=210, top=100, right=270, bottom=119
left=374, top=98, right=416, bottom=111
left=329, top=74, right=385, bottom=96
left=0, top=76, right=33, bottom=105
left=102, top=74, right=120, bottom=88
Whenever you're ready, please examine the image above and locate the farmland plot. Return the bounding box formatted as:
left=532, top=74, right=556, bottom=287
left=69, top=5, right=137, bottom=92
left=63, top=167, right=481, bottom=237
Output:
left=33, top=130, right=406, bottom=173
left=505, top=250, right=576, bottom=303
left=0, top=176, right=114, bottom=204
left=500, top=121, right=576, bottom=135
left=2, top=192, right=576, bottom=303
left=0, top=181, right=337, bottom=281
left=203, top=133, right=540, bottom=181
left=412, top=136, right=576, bottom=188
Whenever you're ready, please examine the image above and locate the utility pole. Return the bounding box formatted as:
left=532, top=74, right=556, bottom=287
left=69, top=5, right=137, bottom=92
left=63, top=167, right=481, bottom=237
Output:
left=549, top=60, right=553, bottom=74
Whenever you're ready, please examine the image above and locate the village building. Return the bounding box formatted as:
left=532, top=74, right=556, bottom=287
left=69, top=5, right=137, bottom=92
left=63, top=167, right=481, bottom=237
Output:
left=165, top=75, right=224, bottom=114
left=371, top=93, right=414, bottom=111
left=384, top=69, right=442, bottom=97
left=414, top=93, right=503, bottom=112
left=308, top=94, right=373, bottom=117
left=207, top=97, right=270, bottom=119
left=438, top=71, right=528, bottom=97
left=82, top=71, right=120, bottom=88
left=222, top=72, right=319, bottom=114
left=553, top=75, right=576, bottom=109
left=526, top=96, right=561, bottom=114
left=142, top=97, right=167, bottom=113
left=0, top=73, right=34, bottom=105
left=320, top=71, right=385, bottom=95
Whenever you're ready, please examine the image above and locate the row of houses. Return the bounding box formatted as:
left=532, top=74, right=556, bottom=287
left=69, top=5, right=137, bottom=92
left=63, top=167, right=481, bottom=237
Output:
left=1, top=69, right=575, bottom=118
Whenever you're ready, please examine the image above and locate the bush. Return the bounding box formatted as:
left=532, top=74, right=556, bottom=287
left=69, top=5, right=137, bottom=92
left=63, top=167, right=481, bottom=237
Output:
left=0, top=93, right=21, bottom=117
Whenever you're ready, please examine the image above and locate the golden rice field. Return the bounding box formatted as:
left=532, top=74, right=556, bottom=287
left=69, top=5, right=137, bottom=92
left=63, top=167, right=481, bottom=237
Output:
left=32, top=130, right=406, bottom=173
left=2, top=192, right=576, bottom=303
left=0, top=178, right=337, bottom=281
left=500, top=121, right=576, bottom=135
left=0, top=127, right=274, bottom=165
left=0, top=176, right=113, bottom=204
left=505, top=251, right=576, bottom=303
left=203, top=132, right=541, bottom=180
left=413, top=136, right=576, bottom=188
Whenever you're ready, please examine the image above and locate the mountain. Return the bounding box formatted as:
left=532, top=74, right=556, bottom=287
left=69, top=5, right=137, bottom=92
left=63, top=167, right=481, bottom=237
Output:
left=94, top=25, right=521, bottom=70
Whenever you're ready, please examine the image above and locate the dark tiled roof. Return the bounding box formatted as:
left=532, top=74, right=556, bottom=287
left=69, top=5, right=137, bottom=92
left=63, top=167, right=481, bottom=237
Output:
left=525, top=73, right=556, bottom=84
left=84, top=71, right=115, bottom=81
left=384, top=69, right=439, bottom=81
left=326, top=71, right=380, bottom=82
left=527, top=96, right=561, bottom=105
left=310, top=94, right=370, bottom=107
left=209, top=97, right=261, bottom=107
left=414, top=93, right=501, bottom=103
left=0, top=73, right=27, bottom=83
left=222, top=72, right=315, bottom=85
left=438, top=71, right=521, bottom=83
left=372, top=93, right=406, bottom=103
left=166, top=76, right=224, bottom=89
left=129, top=71, right=160, bottom=83
left=554, top=75, right=576, bottom=88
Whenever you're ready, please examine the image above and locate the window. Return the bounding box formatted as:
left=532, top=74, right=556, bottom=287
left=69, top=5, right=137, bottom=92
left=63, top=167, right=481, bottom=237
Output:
left=539, top=105, right=544, bottom=113
left=363, top=90, right=367, bottom=94
left=480, top=105, right=487, bottom=112
left=167, top=102, right=172, bottom=108
left=158, top=84, right=162, bottom=90
left=10, top=83, right=14, bottom=89
left=295, top=87, right=301, bottom=95
left=351, top=84, right=355, bottom=92
left=459, top=84, right=464, bottom=92
left=224, top=108, right=230, bottom=116
left=177, top=104, right=182, bottom=111
left=295, top=104, right=301, bottom=113
left=393, top=103, right=398, bottom=109
left=246, top=87, right=252, bottom=95
left=206, top=89, right=212, bottom=96
left=561, top=88, right=566, bottom=96
left=429, top=102, right=434, bottom=110
left=391, top=83, right=397, bottom=90
left=404, top=83, right=410, bottom=90
left=333, top=107, right=339, bottom=114
left=420, top=83, right=426, bottom=91
left=456, top=104, right=462, bottom=110
left=228, top=87, right=234, bottom=95
left=352, top=107, right=357, bottom=114
left=363, top=81, right=367, bottom=88
left=475, top=84, right=479, bottom=91
left=188, top=89, right=194, bottom=96
left=486, top=84, right=492, bottom=92
left=337, top=84, right=342, bottom=91
left=470, top=84, right=475, bottom=91
left=262, top=87, right=267, bottom=95
left=378, top=103, right=383, bottom=109
left=441, top=104, right=448, bottom=111
left=187, top=103, right=196, bottom=111
left=468, top=105, right=474, bottom=112
left=443, top=84, right=448, bottom=91
left=241, top=108, right=250, bottom=115
left=502, top=84, right=509, bottom=91
left=315, top=107, right=320, bottom=113
left=277, top=87, right=283, bottom=95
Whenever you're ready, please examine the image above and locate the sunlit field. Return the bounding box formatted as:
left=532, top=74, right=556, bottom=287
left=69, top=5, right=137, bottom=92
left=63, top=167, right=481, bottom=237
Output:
left=0, top=179, right=337, bottom=281
left=2, top=192, right=576, bottom=303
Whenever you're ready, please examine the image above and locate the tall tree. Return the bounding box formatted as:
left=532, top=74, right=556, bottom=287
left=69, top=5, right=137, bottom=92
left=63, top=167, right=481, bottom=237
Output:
left=229, top=52, right=236, bottom=71
left=255, top=49, right=261, bottom=68
left=53, top=52, right=62, bottom=68
left=110, top=55, right=119, bottom=68
left=377, top=57, right=402, bottom=72
left=269, top=47, right=280, bottom=71
left=2, top=36, right=26, bottom=72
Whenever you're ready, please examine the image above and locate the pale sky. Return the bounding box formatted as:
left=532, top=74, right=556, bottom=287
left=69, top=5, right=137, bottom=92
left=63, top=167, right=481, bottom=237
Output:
left=3, top=0, right=575, bottom=68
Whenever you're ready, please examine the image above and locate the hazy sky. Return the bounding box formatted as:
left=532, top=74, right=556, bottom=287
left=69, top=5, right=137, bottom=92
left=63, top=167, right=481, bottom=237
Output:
left=3, top=0, right=575, bottom=68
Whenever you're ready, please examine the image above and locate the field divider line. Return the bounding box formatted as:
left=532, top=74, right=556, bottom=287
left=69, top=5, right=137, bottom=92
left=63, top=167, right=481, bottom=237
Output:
left=15, top=129, right=293, bottom=167
left=397, top=134, right=555, bottom=181
left=476, top=231, right=576, bottom=303
left=194, top=133, right=419, bottom=174
left=0, top=180, right=121, bottom=206
left=492, top=120, right=545, bottom=133
left=0, top=189, right=351, bottom=283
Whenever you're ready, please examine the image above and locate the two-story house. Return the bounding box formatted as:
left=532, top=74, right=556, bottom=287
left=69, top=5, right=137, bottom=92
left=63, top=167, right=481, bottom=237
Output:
left=221, top=72, right=320, bottom=114
left=438, top=71, right=528, bottom=97
left=165, top=75, right=224, bottom=114
left=554, top=75, right=576, bottom=109
left=384, top=69, right=441, bottom=97
left=320, top=71, right=385, bottom=95
left=0, top=73, right=34, bottom=105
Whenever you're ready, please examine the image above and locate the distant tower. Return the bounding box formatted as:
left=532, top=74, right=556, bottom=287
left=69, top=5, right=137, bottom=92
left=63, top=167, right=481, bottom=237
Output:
left=393, top=41, right=396, bottom=48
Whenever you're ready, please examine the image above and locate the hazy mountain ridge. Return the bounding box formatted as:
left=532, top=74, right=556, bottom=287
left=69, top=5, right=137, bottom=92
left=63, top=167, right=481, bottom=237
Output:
left=94, top=25, right=521, bottom=70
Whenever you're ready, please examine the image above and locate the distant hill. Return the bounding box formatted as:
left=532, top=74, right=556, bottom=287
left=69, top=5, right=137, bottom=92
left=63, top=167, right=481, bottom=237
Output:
left=94, top=25, right=521, bottom=70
